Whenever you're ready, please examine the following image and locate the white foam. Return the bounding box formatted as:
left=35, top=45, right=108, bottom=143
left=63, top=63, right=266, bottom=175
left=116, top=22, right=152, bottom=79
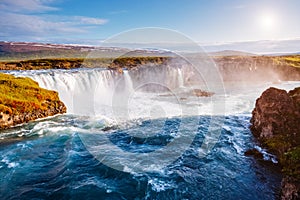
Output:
left=1, top=157, right=19, bottom=168
left=7, top=69, right=300, bottom=121
left=148, top=178, right=176, bottom=192
left=254, top=146, right=278, bottom=163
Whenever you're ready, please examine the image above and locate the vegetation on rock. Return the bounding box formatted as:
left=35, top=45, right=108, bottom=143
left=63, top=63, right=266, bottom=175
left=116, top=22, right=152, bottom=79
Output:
left=0, top=73, right=66, bottom=129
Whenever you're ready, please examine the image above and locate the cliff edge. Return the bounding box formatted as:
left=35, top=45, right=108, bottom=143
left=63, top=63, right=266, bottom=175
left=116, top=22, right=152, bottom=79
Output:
left=0, top=73, right=66, bottom=130
left=250, top=87, right=300, bottom=200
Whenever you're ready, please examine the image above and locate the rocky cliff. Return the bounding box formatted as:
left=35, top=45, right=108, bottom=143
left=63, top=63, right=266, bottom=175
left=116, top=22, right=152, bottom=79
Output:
left=0, top=57, right=169, bottom=71
left=250, top=87, right=300, bottom=200
left=0, top=73, right=66, bottom=130
left=215, top=56, right=300, bottom=82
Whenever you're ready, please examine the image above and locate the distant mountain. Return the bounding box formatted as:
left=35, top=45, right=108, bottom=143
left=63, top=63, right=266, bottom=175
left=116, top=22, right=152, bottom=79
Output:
left=0, top=41, right=94, bottom=53
left=0, top=41, right=174, bottom=61
left=208, top=50, right=256, bottom=57
left=1, top=41, right=298, bottom=61
left=202, top=39, right=300, bottom=54
left=0, top=41, right=93, bottom=60
left=263, top=52, right=300, bottom=56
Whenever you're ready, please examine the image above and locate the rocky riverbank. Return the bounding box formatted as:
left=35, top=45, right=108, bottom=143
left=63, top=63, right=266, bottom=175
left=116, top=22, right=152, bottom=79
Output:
left=0, top=73, right=66, bottom=130
left=250, top=87, right=300, bottom=200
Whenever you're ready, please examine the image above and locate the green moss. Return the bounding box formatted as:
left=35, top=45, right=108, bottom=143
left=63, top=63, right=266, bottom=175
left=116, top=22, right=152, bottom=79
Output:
left=0, top=73, right=61, bottom=115
left=262, top=127, right=300, bottom=179
left=282, top=147, right=300, bottom=179
left=264, top=135, right=291, bottom=155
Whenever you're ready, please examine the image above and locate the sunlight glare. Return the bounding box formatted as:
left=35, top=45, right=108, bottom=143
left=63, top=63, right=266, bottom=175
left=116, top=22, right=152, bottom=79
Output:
left=259, top=13, right=276, bottom=31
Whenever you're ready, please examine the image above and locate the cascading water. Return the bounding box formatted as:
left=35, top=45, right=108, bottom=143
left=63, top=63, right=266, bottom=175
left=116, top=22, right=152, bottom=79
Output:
left=26, top=69, right=117, bottom=115
left=1, top=65, right=300, bottom=199
left=7, top=67, right=197, bottom=119
left=177, top=68, right=184, bottom=88
left=123, top=70, right=134, bottom=94
left=7, top=65, right=295, bottom=119
left=13, top=65, right=207, bottom=119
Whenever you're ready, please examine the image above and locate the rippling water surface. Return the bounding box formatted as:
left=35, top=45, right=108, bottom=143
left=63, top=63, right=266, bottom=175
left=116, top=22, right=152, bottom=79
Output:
left=0, top=114, right=282, bottom=199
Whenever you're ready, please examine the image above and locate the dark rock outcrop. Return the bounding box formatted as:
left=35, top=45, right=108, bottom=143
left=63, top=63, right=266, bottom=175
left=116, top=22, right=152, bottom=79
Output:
left=244, top=148, right=264, bottom=160
left=250, top=87, right=300, bottom=200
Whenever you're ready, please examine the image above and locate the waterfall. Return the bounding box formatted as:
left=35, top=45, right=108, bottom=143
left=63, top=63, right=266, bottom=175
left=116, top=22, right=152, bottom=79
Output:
left=177, top=68, right=184, bottom=88
left=12, top=65, right=201, bottom=118
left=123, top=70, right=134, bottom=94
left=27, top=69, right=117, bottom=116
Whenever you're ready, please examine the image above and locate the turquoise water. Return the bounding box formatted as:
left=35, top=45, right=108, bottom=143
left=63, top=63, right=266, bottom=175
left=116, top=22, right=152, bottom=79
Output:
left=0, top=114, right=281, bottom=199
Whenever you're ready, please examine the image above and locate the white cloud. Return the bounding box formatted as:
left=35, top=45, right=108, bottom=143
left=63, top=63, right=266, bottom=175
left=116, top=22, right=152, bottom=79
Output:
left=0, top=13, right=82, bottom=37
left=0, top=0, right=108, bottom=41
left=0, top=13, right=108, bottom=38
left=0, top=0, right=58, bottom=12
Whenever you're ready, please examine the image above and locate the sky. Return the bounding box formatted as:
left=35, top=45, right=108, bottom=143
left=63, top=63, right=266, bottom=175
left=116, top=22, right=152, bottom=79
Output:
left=0, top=0, right=300, bottom=52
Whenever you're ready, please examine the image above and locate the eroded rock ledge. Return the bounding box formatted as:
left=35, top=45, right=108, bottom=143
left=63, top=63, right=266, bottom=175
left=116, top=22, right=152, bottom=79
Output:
left=250, top=87, right=300, bottom=200
left=0, top=73, right=66, bottom=130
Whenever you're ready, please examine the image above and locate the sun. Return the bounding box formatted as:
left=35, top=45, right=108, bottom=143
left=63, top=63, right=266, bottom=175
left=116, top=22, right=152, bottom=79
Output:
left=259, top=13, right=276, bottom=31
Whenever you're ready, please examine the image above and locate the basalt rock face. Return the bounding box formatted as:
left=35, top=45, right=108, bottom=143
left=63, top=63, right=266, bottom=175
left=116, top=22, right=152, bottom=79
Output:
left=0, top=102, right=66, bottom=130
left=0, top=73, right=66, bottom=130
left=215, top=56, right=300, bottom=82
left=250, top=87, right=300, bottom=200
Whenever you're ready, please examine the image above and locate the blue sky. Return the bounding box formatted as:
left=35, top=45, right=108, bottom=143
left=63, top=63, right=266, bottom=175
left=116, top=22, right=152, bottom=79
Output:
left=1, top=0, right=300, bottom=52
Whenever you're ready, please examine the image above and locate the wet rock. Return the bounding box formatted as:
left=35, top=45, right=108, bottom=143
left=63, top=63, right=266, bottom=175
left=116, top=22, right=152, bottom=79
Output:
left=192, top=89, right=214, bottom=97
left=244, top=148, right=264, bottom=160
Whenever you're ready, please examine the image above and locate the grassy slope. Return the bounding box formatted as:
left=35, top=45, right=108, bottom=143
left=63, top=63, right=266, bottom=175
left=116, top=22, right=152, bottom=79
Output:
left=0, top=73, right=61, bottom=115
